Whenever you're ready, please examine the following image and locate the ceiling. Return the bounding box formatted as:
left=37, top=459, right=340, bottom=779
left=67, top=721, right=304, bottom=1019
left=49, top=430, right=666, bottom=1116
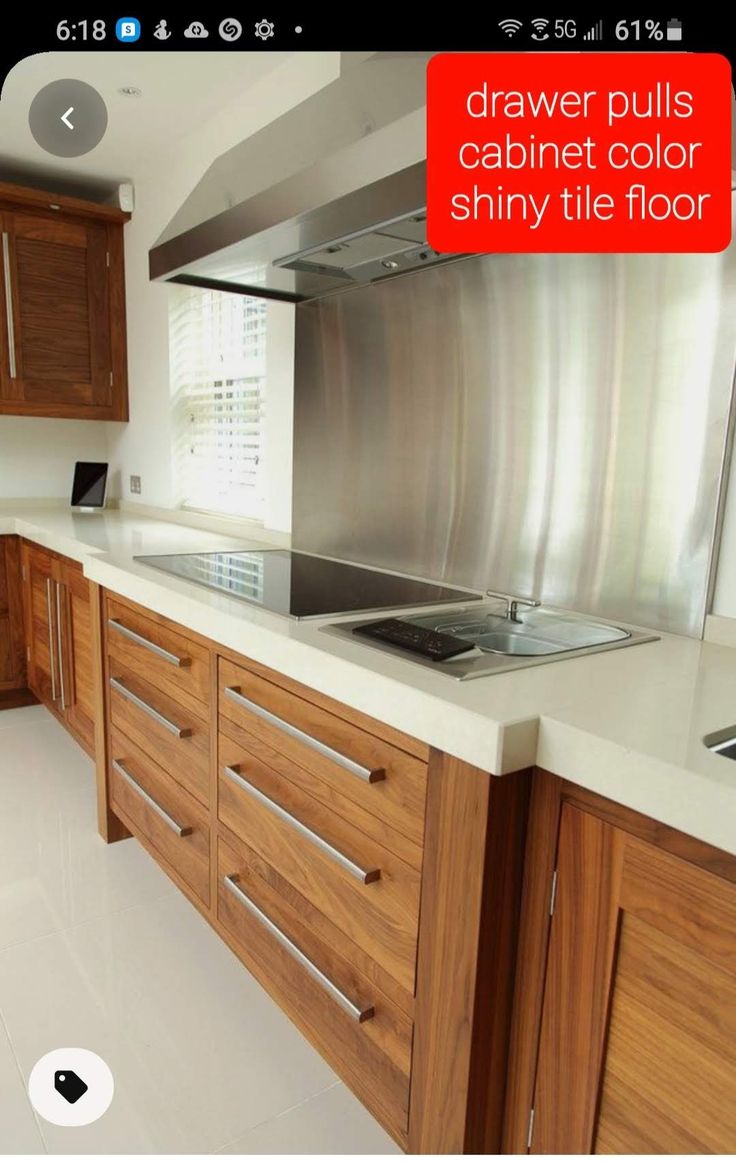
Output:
left=0, top=51, right=289, bottom=198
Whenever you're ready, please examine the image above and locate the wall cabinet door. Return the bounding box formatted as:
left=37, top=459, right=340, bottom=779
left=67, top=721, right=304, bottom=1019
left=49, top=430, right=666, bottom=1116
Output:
left=530, top=804, right=736, bottom=1154
left=0, top=536, right=26, bottom=692
left=0, top=205, right=127, bottom=420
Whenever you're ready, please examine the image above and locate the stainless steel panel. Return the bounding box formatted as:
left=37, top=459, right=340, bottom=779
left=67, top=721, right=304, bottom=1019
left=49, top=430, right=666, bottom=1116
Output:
left=293, top=237, right=736, bottom=637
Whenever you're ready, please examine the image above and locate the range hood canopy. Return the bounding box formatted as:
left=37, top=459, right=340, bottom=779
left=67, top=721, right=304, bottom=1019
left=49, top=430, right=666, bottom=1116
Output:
left=149, top=52, right=462, bottom=301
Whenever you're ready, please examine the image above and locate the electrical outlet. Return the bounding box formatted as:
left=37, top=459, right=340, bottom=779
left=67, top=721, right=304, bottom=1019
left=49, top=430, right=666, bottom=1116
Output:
left=129, top=475, right=142, bottom=495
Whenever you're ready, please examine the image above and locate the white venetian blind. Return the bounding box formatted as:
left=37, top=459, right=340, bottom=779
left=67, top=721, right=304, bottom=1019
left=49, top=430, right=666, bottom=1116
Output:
left=170, top=284, right=267, bottom=518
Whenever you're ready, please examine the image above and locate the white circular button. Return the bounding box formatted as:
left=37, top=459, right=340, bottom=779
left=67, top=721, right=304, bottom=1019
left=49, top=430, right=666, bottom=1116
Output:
left=28, top=1048, right=114, bottom=1127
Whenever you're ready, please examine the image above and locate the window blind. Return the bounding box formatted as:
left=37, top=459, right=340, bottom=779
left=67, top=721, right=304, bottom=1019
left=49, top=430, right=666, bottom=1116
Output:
left=170, top=284, right=267, bottom=519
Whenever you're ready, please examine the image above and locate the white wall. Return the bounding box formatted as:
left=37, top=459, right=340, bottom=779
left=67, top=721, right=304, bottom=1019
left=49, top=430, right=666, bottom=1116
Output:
left=0, top=416, right=110, bottom=499
left=107, top=51, right=340, bottom=530
left=713, top=441, right=736, bottom=618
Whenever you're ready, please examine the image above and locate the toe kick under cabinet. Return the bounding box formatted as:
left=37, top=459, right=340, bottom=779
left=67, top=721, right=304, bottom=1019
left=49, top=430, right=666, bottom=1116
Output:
left=98, top=590, right=530, bottom=1153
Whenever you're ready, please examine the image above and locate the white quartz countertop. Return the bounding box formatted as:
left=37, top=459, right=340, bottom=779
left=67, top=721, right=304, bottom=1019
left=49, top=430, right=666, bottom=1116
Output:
left=4, top=505, right=736, bottom=856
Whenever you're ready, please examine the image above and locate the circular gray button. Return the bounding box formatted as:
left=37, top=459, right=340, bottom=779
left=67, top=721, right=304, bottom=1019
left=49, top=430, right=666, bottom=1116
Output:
left=29, top=80, right=107, bottom=158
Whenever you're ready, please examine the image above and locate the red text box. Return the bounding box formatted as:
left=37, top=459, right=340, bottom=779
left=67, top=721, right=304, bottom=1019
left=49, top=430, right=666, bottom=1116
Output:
left=427, top=53, right=732, bottom=253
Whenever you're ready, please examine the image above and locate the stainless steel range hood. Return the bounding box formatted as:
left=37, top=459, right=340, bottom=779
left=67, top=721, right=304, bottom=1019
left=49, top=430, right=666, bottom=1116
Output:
left=149, top=52, right=459, bottom=302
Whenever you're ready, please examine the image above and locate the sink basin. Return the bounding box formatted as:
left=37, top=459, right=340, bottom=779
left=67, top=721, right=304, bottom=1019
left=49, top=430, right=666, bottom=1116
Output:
left=411, top=606, right=631, bottom=655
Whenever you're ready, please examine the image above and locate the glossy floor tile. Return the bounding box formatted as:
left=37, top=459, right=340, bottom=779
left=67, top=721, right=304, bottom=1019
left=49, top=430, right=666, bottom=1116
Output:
left=0, top=714, right=175, bottom=950
left=0, top=706, right=398, bottom=1153
left=217, top=1082, right=402, bottom=1154
left=0, top=1018, right=44, bottom=1153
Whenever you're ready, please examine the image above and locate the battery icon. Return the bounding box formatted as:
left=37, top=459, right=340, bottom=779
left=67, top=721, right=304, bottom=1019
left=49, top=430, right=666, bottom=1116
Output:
left=666, top=19, right=682, bottom=40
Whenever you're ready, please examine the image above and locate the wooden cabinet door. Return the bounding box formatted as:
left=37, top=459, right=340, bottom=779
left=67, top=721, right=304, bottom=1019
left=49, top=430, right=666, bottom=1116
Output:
left=21, top=542, right=60, bottom=706
left=60, top=559, right=95, bottom=754
left=530, top=804, right=736, bottom=1154
left=1, top=210, right=114, bottom=416
left=0, top=536, right=26, bottom=692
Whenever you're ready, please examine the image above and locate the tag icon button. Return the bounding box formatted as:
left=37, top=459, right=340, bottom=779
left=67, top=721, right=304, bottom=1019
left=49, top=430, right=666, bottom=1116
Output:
left=54, top=1069, right=88, bottom=1104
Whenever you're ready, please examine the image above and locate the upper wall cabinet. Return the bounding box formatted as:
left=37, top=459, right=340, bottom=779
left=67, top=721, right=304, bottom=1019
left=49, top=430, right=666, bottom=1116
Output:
left=0, top=183, right=129, bottom=421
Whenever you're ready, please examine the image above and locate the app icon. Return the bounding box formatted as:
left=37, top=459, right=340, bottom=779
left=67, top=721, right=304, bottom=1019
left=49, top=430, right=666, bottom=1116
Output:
left=254, top=19, right=274, bottom=41
left=116, top=17, right=141, bottom=42
left=29, top=1048, right=114, bottom=1127
left=184, top=21, right=209, bottom=38
left=219, top=18, right=242, bottom=42
left=153, top=20, right=172, bottom=40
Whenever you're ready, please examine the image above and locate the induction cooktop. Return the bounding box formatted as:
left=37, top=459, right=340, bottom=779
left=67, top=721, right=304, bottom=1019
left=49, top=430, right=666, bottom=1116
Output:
left=134, top=549, right=482, bottom=620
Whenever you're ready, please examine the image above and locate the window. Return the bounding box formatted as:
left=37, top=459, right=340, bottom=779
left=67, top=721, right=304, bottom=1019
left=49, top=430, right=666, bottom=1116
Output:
left=170, top=285, right=267, bottom=519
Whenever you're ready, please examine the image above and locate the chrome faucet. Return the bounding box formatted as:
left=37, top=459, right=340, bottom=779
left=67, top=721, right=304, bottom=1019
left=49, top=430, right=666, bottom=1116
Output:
left=486, top=589, right=541, bottom=623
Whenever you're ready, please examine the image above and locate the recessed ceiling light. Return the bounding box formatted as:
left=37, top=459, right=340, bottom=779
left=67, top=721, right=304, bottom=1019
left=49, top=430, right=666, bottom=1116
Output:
left=118, top=86, right=142, bottom=97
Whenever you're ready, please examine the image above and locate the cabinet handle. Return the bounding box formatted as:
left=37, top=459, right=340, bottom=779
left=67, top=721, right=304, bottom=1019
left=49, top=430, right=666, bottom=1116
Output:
left=224, top=687, right=384, bottom=784
left=223, top=874, right=374, bottom=1023
left=55, top=582, right=66, bottom=712
left=110, top=676, right=192, bottom=738
left=113, top=759, right=192, bottom=837
left=1, top=232, right=16, bottom=379
left=108, top=619, right=190, bottom=668
left=46, top=578, right=58, bottom=702
left=222, top=765, right=380, bottom=885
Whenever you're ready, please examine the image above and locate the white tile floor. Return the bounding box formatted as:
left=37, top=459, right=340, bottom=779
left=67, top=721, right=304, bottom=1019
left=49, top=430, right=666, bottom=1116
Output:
left=0, top=706, right=401, bottom=1154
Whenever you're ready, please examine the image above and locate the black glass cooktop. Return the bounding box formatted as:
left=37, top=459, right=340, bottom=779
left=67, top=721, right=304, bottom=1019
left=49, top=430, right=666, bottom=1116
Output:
left=135, top=549, right=481, bottom=619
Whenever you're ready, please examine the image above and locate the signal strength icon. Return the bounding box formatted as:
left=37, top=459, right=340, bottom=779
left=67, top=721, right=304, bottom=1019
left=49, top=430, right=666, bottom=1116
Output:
left=498, top=18, right=523, bottom=37
left=584, top=19, right=603, bottom=40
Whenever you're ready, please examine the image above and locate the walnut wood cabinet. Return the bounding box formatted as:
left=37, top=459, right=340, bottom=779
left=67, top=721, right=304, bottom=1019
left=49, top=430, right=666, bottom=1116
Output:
left=21, top=540, right=95, bottom=753
left=0, top=534, right=33, bottom=706
left=0, top=182, right=129, bottom=420
left=504, top=773, right=736, bottom=1155
left=93, top=590, right=531, bottom=1152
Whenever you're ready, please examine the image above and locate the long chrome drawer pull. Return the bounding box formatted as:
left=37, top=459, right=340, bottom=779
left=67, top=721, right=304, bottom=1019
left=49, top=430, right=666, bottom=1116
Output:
left=108, top=619, right=190, bottom=668
left=223, top=765, right=380, bottom=885
left=223, top=874, right=374, bottom=1023
left=110, top=676, right=192, bottom=738
left=55, top=582, right=66, bottom=711
left=46, top=577, right=58, bottom=702
left=113, top=759, right=192, bottom=837
left=2, top=232, right=16, bottom=379
left=224, top=687, right=385, bottom=784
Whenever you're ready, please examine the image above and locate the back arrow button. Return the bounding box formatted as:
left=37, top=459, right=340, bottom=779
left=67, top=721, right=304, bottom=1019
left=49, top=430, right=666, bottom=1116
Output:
left=61, top=107, right=75, bottom=130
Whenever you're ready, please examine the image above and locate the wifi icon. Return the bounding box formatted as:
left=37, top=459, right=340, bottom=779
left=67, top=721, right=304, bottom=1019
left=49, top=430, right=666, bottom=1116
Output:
left=530, top=17, right=550, bottom=40
left=498, top=18, right=523, bottom=37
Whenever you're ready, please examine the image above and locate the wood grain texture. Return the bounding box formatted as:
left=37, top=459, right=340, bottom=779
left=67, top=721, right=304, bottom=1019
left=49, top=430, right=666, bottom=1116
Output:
left=595, top=912, right=736, bottom=1153
left=531, top=805, right=624, bottom=1153
left=106, top=595, right=210, bottom=711
left=562, top=779, right=736, bottom=884
left=502, top=769, right=564, bottom=1151
left=217, top=834, right=411, bottom=1145
left=62, top=560, right=95, bottom=753
left=0, top=181, right=129, bottom=222
left=0, top=536, right=27, bottom=692
left=0, top=202, right=128, bottom=421
left=109, top=666, right=210, bottom=806
left=20, top=540, right=57, bottom=704
left=110, top=726, right=210, bottom=905
left=217, top=641, right=429, bottom=761
left=91, top=579, right=130, bottom=843
left=218, top=734, right=420, bottom=995
left=408, top=753, right=529, bottom=1154
left=220, top=658, right=428, bottom=847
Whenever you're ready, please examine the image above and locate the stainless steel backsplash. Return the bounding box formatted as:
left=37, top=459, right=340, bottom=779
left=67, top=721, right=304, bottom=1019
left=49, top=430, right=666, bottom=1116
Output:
left=292, top=242, right=736, bottom=637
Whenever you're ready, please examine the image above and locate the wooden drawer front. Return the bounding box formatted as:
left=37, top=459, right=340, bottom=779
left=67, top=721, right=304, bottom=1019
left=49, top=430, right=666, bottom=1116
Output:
left=109, top=667, right=210, bottom=806
left=218, top=734, right=420, bottom=994
left=217, top=835, right=411, bottom=1139
left=110, top=728, right=209, bottom=905
left=106, top=597, right=210, bottom=712
left=219, top=658, right=427, bottom=849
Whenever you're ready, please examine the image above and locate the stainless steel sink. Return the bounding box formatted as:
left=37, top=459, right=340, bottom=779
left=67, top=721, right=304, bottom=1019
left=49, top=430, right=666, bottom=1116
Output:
left=323, top=602, right=657, bottom=680
left=412, top=607, right=631, bottom=655
left=704, top=725, right=736, bottom=761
